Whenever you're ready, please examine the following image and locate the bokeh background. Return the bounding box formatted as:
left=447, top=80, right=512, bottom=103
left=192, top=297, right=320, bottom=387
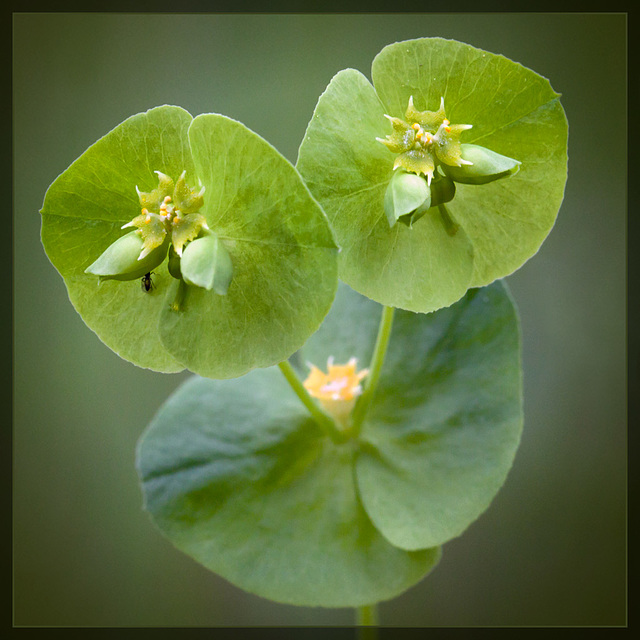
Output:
left=13, top=13, right=626, bottom=627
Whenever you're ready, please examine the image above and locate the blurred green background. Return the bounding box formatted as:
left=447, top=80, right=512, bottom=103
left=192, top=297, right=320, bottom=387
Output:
left=13, top=13, right=626, bottom=627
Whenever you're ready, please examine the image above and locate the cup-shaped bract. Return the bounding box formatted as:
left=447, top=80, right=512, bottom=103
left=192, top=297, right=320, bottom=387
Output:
left=441, top=144, right=521, bottom=185
left=84, top=231, right=170, bottom=282
left=384, top=170, right=431, bottom=227
left=297, top=37, right=568, bottom=313
left=179, top=232, right=233, bottom=295
left=136, top=364, right=441, bottom=608
left=41, top=106, right=338, bottom=377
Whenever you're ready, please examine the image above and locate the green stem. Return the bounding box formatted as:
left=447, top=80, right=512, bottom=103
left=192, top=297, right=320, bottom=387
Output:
left=357, top=604, right=379, bottom=625
left=170, top=278, right=187, bottom=312
left=351, top=305, right=395, bottom=435
left=438, top=203, right=459, bottom=236
left=356, top=604, right=379, bottom=639
left=277, top=360, right=346, bottom=444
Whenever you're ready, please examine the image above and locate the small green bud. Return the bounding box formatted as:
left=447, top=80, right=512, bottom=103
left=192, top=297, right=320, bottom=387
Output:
left=84, top=230, right=170, bottom=282
left=430, top=174, right=456, bottom=207
left=441, top=144, right=521, bottom=185
left=180, top=231, right=234, bottom=295
left=384, top=170, right=431, bottom=228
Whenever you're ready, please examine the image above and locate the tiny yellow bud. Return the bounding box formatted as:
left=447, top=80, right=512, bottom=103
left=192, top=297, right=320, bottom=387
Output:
left=303, top=357, right=369, bottom=423
left=303, top=358, right=369, bottom=400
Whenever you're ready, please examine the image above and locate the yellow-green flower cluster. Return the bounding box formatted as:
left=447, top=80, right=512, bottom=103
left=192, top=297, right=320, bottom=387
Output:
left=378, top=96, right=521, bottom=229
left=377, top=96, right=472, bottom=185
left=125, top=170, right=208, bottom=259
left=303, top=357, right=369, bottom=423
left=85, top=171, right=233, bottom=297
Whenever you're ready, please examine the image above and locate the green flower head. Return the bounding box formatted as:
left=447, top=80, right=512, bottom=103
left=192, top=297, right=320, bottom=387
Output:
left=124, top=170, right=208, bottom=259
left=86, top=169, right=223, bottom=295
left=377, top=96, right=472, bottom=184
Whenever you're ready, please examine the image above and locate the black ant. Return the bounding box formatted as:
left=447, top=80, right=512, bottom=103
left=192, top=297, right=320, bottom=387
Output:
left=141, top=272, right=155, bottom=293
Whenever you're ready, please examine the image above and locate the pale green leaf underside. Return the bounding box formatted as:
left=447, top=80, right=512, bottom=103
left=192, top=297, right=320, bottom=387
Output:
left=136, top=369, right=440, bottom=607
left=299, top=281, right=523, bottom=550
left=41, top=107, right=338, bottom=376
left=297, top=38, right=568, bottom=311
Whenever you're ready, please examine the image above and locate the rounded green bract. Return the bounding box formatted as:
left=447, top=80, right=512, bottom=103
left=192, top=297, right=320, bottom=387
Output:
left=296, top=37, right=568, bottom=313
left=84, top=231, right=170, bottom=282
left=136, top=366, right=441, bottom=607
left=40, top=106, right=338, bottom=377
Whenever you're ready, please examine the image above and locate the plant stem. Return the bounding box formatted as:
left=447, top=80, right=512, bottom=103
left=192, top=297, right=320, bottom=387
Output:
left=277, top=359, right=346, bottom=444
left=170, top=279, right=187, bottom=312
left=351, top=305, right=395, bottom=435
left=438, top=203, right=459, bottom=236
left=357, top=604, right=379, bottom=639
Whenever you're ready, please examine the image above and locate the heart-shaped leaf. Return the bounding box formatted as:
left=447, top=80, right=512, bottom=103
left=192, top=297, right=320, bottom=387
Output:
left=136, top=368, right=440, bottom=607
left=298, top=281, right=523, bottom=550
left=138, top=279, right=521, bottom=606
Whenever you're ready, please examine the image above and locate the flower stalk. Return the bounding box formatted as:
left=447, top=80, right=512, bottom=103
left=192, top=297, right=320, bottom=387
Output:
left=351, top=305, right=395, bottom=435
left=278, top=360, right=348, bottom=444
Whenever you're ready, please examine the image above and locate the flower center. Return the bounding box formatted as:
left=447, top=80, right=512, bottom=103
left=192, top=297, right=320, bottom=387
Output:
left=411, top=122, right=434, bottom=150
left=303, top=357, right=369, bottom=424
left=377, top=97, right=472, bottom=182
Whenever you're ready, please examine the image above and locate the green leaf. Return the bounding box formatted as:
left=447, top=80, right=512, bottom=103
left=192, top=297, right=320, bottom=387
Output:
left=297, top=68, right=474, bottom=313
left=136, top=368, right=440, bottom=607
left=297, top=38, right=568, bottom=311
left=157, top=114, right=338, bottom=379
left=41, top=107, right=338, bottom=377
left=41, top=106, right=194, bottom=372
left=299, top=281, right=523, bottom=550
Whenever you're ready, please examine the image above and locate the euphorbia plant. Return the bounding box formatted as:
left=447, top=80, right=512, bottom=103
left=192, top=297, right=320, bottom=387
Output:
left=40, top=37, right=567, bottom=626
